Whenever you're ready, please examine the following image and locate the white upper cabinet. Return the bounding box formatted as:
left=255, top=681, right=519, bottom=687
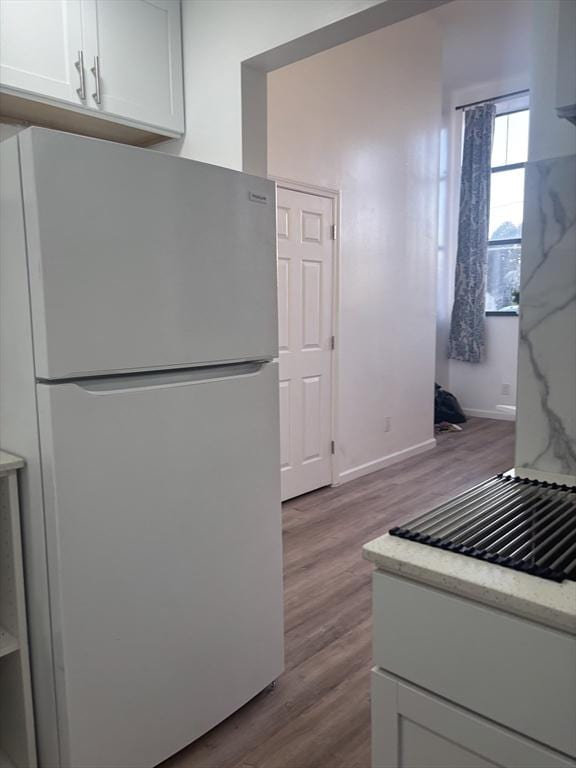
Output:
left=0, top=0, right=184, bottom=137
left=0, top=0, right=84, bottom=106
left=81, top=0, right=184, bottom=133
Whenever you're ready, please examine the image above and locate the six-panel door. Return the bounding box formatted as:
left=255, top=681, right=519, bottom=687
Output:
left=277, top=187, right=334, bottom=501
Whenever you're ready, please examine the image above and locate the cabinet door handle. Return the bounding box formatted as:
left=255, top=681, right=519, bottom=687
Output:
left=91, top=55, right=102, bottom=105
left=75, top=50, right=86, bottom=100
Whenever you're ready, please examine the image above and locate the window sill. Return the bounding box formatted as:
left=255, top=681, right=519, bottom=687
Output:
left=486, top=311, right=519, bottom=317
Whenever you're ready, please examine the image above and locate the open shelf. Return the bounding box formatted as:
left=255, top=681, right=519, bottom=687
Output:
left=0, top=627, right=18, bottom=659
left=0, top=456, right=36, bottom=766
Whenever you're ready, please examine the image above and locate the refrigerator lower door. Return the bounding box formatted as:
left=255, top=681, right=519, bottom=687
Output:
left=36, top=362, right=283, bottom=768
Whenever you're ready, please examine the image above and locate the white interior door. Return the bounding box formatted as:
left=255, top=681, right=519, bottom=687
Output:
left=277, top=187, right=334, bottom=501
left=37, top=362, right=283, bottom=768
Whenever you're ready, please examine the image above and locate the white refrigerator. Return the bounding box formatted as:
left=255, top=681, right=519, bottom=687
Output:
left=0, top=128, right=284, bottom=768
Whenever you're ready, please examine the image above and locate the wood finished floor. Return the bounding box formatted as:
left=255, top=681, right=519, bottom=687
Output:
left=163, top=418, right=515, bottom=768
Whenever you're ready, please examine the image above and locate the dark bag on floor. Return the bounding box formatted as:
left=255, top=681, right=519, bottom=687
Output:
left=434, top=383, right=467, bottom=424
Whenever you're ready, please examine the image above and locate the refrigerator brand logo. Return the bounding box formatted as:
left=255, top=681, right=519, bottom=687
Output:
left=249, top=192, right=268, bottom=204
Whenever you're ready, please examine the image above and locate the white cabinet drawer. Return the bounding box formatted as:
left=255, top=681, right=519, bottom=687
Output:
left=372, top=669, right=576, bottom=768
left=373, top=570, right=576, bottom=757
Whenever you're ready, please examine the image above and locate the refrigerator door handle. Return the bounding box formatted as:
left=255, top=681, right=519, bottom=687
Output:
left=68, top=361, right=269, bottom=395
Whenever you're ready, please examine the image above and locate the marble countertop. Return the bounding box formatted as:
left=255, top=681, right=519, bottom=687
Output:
left=0, top=450, right=25, bottom=473
left=363, top=533, right=576, bottom=634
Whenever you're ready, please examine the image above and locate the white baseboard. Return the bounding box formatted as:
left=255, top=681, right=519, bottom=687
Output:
left=464, top=408, right=516, bottom=422
left=337, top=438, right=437, bottom=484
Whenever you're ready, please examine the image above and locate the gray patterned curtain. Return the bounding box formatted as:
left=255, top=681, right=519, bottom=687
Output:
left=448, top=103, right=496, bottom=363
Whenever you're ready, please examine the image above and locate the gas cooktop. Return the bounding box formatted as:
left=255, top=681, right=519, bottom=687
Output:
left=390, top=475, right=576, bottom=582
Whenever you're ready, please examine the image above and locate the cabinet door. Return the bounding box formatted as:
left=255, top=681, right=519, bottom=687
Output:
left=372, top=570, right=576, bottom=757
left=372, top=669, right=576, bottom=768
left=82, top=0, right=184, bottom=133
left=0, top=0, right=84, bottom=105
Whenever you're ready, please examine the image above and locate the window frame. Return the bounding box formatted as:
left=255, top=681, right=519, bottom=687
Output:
left=485, top=106, right=529, bottom=317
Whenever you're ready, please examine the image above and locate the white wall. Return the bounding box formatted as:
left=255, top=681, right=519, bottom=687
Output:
left=432, top=0, right=532, bottom=419
left=163, top=0, right=381, bottom=169
left=434, top=0, right=532, bottom=97
left=449, top=316, right=519, bottom=419
left=164, top=0, right=449, bottom=172
left=268, top=13, right=441, bottom=481
left=527, top=0, right=575, bottom=163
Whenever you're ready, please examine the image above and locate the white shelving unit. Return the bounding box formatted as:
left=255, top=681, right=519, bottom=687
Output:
left=0, top=452, right=36, bottom=768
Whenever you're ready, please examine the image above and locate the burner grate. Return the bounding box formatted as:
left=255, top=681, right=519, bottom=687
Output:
left=389, top=475, right=576, bottom=582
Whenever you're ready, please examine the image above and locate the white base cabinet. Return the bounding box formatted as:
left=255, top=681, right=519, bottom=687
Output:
left=0, top=0, right=183, bottom=140
left=371, top=570, right=576, bottom=768
left=373, top=670, right=576, bottom=768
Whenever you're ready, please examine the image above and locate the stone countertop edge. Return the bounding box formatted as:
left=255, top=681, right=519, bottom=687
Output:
left=0, top=450, right=25, bottom=473
left=363, top=533, right=576, bottom=635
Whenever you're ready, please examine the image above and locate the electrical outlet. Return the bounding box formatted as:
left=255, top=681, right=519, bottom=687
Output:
left=384, top=416, right=392, bottom=433
left=501, top=383, right=512, bottom=396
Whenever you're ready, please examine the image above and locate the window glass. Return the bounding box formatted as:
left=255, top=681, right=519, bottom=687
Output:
left=491, top=111, right=530, bottom=167
left=505, top=111, right=530, bottom=164
left=491, top=116, right=508, bottom=167
left=485, top=107, right=529, bottom=313
left=489, top=168, right=525, bottom=239
left=486, top=244, right=522, bottom=311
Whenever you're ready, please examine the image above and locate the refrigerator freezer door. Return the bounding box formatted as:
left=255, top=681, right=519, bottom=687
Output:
left=19, top=128, right=278, bottom=380
left=37, top=362, right=284, bottom=768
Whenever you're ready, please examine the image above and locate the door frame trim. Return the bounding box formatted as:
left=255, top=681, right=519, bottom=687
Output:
left=271, top=176, right=341, bottom=489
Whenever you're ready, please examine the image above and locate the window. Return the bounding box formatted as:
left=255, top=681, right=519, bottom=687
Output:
left=486, top=108, right=530, bottom=314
